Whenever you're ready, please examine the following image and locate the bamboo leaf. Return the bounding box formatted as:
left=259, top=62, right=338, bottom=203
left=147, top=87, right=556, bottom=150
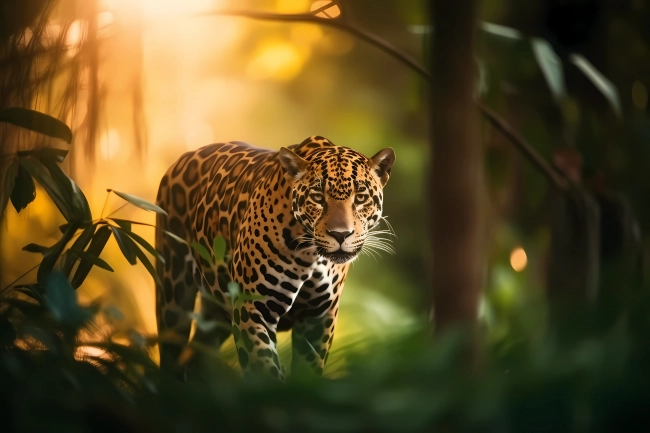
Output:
left=38, top=155, right=91, bottom=222
left=109, top=218, right=155, bottom=229
left=123, top=229, right=165, bottom=265
left=69, top=248, right=114, bottom=272
left=34, top=147, right=69, bottom=163
left=108, top=189, right=167, bottom=215
left=569, top=54, right=622, bottom=117
left=10, top=163, right=35, bottom=213
left=37, top=222, right=80, bottom=285
left=110, top=218, right=132, bottom=231
left=61, top=224, right=97, bottom=277
left=191, top=241, right=213, bottom=265
left=132, top=240, right=163, bottom=287
left=531, top=38, right=565, bottom=101
left=22, top=243, right=49, bottom=254
left=1, top=159, right=19, bottom=219
left=71, top=226, right=112, bottom=289
left=111, top=227, right=137, bottom=265
left=164, top=230, right=187, bottom=245
left=19, top=156, right=74, bottom=222
left=0, top=107, right=73, bottom=143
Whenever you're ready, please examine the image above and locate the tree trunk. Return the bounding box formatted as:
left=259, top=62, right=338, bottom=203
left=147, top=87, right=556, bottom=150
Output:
left=429, top=0, right=484, bottom=332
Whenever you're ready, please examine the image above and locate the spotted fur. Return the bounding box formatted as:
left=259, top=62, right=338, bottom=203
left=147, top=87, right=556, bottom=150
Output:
left=155, top=136, right=395, bottom=379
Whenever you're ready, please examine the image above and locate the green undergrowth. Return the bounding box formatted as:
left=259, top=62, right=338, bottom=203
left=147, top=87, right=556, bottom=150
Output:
left=2, top=273, right=650, bottom=433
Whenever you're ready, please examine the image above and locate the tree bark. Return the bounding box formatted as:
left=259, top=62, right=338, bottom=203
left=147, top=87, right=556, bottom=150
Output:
left=429, top=0, right=484, bottom=331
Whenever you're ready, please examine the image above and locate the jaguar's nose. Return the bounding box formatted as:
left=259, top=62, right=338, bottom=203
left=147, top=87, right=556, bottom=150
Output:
left=326, top=230, right=354, bottom=245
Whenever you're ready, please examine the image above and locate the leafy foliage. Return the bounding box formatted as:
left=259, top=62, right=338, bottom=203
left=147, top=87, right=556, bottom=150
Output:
left=2, top=279, right=650, bottom=432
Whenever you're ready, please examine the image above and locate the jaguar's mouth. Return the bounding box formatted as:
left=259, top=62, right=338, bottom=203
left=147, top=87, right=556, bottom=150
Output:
left=322, top=248, right=360, bottom=264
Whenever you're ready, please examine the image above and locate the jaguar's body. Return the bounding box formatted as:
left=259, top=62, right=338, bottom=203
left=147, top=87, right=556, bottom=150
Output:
left=155, top=136, right=395, bottom=379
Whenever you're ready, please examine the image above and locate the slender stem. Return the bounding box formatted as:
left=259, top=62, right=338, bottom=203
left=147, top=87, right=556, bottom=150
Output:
left=478, top=102, right=569, bottom=190
left=1, top=264, right=39, bottom=292
left=99, top=192, right=109, bottom=219
left=105, top=202, right=128, bottom=218
left=194, top=10, right=432, bottom=80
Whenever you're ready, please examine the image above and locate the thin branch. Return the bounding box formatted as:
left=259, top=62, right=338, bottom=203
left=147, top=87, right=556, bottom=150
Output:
left=478, top=102, right=569, bottom=190
left=194, top=10, right=431, bottom=80
left=196, top=9, right=570, bottom=191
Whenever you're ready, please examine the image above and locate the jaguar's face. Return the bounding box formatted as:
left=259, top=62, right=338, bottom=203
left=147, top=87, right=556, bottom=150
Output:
left=279, top=146, right=395, bottom=264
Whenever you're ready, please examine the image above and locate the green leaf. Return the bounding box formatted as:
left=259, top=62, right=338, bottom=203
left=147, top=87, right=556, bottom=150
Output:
left=33, top=147, right=69, bottom=163
left=14, top=284, right=45, bottom=304
left=531, top=38, right=565, bottom=101
left=37, top=222, right=80, bottom=285
left=19, top=156, right=74, bottom=222
left=110, top=218, right=132, bottom=231
left=191, top=241, right=213, bottom=265
left=71, top=226, right=112, bottom=289
left=123, top=229, right=165, bottom=265
left=227, top=281, right=241, bottom=300
left=109, top=218, right=155, bottom=229
left=45, top=272, right=91, bottom=326
left=164, top=230, right=187, bottom=245
left=0, top=159, right=19, bottom=219
left=0, top=107, right=73, bottom=143
left=22, top=243, right=49, bottom=254
left=108, top=189, right=167, bottom=215
left=188, top=312, right=220, bottom=332
left=213, top=236, right=227, bottom=262
left=10, top=163, right=36, bottom=213
left=61, top=224, right=96, bottom=277
left=569, top=54, right=622, bottom=117
left=481, top=22, right=522, bottom=41
left=69, top=248, right=114, bottom=272
left=239, top=292, right=265, bottom=303
left=38, top=154, right=91, bottom=222
left=132, top=239, right=163, bottom=287
left=111, top=227, right=138, bottom=265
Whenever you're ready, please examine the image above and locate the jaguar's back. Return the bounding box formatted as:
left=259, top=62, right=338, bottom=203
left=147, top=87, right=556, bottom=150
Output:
left=155, top=142, right=275, bottom=369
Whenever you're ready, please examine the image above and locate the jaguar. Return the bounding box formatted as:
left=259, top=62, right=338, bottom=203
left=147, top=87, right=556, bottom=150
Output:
left=155, top=136, right=395, bottom=379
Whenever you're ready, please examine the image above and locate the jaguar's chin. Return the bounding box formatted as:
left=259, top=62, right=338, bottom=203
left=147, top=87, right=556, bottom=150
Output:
left=322, top=248, right=360, bottom=264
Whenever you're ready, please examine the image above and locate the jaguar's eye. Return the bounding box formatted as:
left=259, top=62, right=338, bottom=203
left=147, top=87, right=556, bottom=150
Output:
left=310, top=192, right=325, bottom=204
left=355, top=194, right=369, bottom=205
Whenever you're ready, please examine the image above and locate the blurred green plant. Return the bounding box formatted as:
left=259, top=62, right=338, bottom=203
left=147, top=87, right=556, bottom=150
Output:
left=0, top=108, right=183, bottom=298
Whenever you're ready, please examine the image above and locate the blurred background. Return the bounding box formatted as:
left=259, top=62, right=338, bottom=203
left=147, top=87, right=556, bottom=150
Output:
left=2, top=0, right=650, bottom=371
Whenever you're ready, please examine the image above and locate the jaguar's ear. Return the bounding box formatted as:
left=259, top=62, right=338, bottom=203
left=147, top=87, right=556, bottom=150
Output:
left=369, top=148, right=395, bottom=187
left=279, top=147, right=309, bottom=180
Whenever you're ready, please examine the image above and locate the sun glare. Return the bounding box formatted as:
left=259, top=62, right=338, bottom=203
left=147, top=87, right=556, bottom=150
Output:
left=137, top=0, right=216, bottom=18
left=99, top=128, right=121, bottom=160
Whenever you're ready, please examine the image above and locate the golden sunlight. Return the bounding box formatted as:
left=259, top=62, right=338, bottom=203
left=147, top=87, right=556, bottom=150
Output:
left=247, top=41, right=305, bottom=81
left=137, top=0, right=216, bottom=18
left=99, top=128, right=121, bottom=160
left=509, top=247, right=528, bottom=272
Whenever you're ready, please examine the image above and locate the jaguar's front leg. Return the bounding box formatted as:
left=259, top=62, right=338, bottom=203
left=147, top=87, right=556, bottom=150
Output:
left=291, top=307, right=339, bottom=376
left=232, top=301, right=284, bottom=379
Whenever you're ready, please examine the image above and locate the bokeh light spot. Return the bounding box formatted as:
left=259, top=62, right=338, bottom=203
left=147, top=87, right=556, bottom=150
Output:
left=247, top=42, right=304, bottom=81
left=510, top=247, right=527, bottom=272
left=311, top=1, right=341, bottom=18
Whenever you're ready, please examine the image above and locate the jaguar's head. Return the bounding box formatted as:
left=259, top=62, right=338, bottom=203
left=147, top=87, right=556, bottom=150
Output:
left=279, top=144, right=395, bottom=264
